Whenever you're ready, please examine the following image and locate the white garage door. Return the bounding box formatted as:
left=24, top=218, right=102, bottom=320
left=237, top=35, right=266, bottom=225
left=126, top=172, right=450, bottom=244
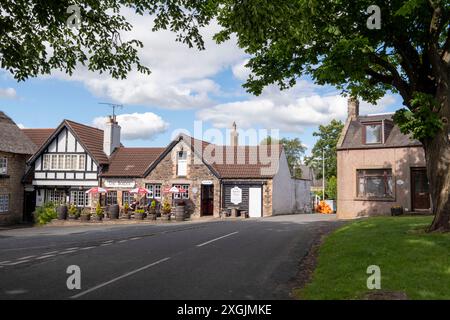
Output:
left=249, top=187, right=262, bottom=218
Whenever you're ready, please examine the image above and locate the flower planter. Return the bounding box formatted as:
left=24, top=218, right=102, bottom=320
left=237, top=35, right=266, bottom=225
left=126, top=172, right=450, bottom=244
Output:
left=134, top=212, right=145, bottom=220
left=57, top=205, right=68, bottom=220
left=109, top=205, right=120, bottom=220
left=80, top=214, right=91, bottom=222
left=92, top=214, right=103, bottom=221
left=391, top=207, right=404, bottom=216
left=175, top=206, right=186, bottom=222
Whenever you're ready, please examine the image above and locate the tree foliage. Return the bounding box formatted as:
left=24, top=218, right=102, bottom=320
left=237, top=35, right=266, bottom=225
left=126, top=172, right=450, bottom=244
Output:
left=261, top=136, right=306, bottom=178
left=305, top=120, right=344, bottom=180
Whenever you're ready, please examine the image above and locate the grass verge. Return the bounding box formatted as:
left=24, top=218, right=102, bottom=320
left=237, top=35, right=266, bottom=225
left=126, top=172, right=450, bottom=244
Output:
left=295, top=216, right=450, bottom=300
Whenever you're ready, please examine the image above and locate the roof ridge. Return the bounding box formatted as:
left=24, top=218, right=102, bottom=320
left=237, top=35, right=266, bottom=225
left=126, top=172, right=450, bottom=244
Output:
left=64, top=119, right=104, bottom=132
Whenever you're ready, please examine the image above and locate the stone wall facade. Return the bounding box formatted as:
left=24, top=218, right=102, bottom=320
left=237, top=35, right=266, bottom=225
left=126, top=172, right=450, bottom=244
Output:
left=0, top=151, right=28, bottom=225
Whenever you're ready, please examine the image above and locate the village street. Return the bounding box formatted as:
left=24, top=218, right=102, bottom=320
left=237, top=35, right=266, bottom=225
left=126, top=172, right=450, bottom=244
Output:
left=0, top=214, right=338, bottom=300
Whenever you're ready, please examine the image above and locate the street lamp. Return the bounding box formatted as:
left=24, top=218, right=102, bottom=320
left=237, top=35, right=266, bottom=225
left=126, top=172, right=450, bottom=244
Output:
left=322, top=149, right=326, bottom=201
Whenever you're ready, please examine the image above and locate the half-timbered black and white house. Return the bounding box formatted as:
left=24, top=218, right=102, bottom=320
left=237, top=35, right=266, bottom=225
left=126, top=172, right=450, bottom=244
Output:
left=25, top=116, right=121, bottom=208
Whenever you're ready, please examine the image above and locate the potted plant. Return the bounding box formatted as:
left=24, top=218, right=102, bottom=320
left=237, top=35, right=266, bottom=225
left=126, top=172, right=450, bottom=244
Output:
left=92, top=202, right=104, bottom=221
left=134, top=208, right=145, bottom=220
left=57, top=204, right=68, bottom=220
left=391, top=205, right=404, bottom=216
left=68, top=204, right=78, bottom=220
left=148, top=200, right=157, bottom=221
left=161, top=199, right=172, bottom=221
left=122, top=202, right=131, bottom=219
left=80, top=208, right=91, bottom=222
left=109, top=204, right=120, bottom=220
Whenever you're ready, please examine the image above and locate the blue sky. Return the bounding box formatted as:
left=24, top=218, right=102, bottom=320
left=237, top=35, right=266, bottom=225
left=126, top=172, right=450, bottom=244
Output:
left=0, top=12, right=402, bottom=157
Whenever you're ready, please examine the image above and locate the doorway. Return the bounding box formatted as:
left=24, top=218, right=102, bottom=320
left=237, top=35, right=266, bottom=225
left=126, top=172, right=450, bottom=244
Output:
left=249, top=187, right=262, bottom=218
left=201, top=185, right=214, bottom=216
left=23, top=190, right=36, bottom=223
left=411, top=168, right=431, bottom=211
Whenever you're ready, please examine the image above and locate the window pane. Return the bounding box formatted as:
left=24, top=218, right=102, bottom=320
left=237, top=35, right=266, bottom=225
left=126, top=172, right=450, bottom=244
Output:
left=78, top=155, right=86, bottom=170
left=0, top=158, right=7, bottom=174
left=357, top=169, right=393, bottom=198
left=365, top=124, right=382, bottom=144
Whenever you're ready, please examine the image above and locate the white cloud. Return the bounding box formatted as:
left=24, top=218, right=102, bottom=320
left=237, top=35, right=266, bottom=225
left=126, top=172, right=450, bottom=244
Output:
left=0, top=87, right=17, bottom=99
left=93, top=112, right=169, bottom=141
left=359, top=95, right=397, bottom=115
left=232, top=59, right=250, bottom=81
left=17, top=123, right=26, bottom=129
left=49, top=9, right=246, bottom=109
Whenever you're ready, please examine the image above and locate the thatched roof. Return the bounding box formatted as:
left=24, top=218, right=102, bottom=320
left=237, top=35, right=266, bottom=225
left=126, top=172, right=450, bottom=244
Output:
left=0, top=111, right=37, bottom=155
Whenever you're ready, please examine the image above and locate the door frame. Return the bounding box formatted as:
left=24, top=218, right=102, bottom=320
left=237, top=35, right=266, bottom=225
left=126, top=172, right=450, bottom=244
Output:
left=411, top=167, right=431, bottom=211
left=201, top=184, right=214, bottom=216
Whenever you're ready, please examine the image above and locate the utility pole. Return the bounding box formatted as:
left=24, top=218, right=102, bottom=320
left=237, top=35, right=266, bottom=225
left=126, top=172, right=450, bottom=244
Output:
left=322, top=148, right=326, bottom=201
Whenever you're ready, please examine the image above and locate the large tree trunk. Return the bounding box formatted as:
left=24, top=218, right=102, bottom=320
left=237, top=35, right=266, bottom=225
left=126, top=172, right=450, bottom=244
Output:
left=424, top=83, right=450, bottom=232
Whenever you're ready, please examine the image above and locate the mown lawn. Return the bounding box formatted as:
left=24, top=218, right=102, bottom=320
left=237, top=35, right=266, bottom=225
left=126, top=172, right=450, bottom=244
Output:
left=296, top=216, right=450, bottom=300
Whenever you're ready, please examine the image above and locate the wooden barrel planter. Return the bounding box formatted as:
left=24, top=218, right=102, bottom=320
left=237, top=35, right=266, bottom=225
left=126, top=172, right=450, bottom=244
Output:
left=57, top=205, right=68, bottom=220
left=175, top=206, right=186, bottom=222
left=109, top=205, right=120, bottom=220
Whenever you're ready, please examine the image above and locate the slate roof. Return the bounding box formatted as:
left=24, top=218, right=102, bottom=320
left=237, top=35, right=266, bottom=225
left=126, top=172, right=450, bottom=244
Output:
left=0, top=111, right=38, bottom=155
left=21, top=129, right=54, bottom=148
left=338, top=114, right=422, bottom=150
left=101, top=147, right=166, bottom=177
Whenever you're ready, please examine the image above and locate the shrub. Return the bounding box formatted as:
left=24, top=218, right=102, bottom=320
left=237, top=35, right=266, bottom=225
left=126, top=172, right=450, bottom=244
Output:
left=95, top=202, right=103, bottom=216
left=162, top=199, right=172, bottom=215
left=150, top=200, right=157, bottom=209
left=124, top=202, right=129, bottom=213
left=34, top=202, right=57, bottom=225
left=68, top=204, right=78, bottom=217
left=135, top=209, right=145, bottom=214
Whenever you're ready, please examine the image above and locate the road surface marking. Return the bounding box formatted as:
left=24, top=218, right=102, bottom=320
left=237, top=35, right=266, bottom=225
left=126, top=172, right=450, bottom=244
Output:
left=36, top=255, right=55, bottom=260
left=43, top=251, right=59, bottom=255
left=196, top=232, right=239, bottom=248
left=66, top=247, right=80, bottom=251
left=130, top=237, right=142, bottom=241
left=100, top=243, right=113, bottom=247
left=101, top=240, right=114, bottom=244
left=118, top=240, right=128, bottom=243
left=70, top=257, right=170, bottom=299
left=59, top=250, right=77, bottom=255
left=3, top=260, right=30, bottom=265
left=0, top=261, right=11, bottom=265
left=80, top=246, right=96, bottom=250
left=18, top=255, right=36, bottom=260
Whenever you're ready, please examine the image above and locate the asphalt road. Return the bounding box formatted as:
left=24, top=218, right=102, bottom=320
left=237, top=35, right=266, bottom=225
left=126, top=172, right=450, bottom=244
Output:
left=0, top=214, right=339, bottom=300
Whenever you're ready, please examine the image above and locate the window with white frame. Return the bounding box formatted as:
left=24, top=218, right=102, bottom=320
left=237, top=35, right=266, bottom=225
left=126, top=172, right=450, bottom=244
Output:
left=70, top=190, right=91, bottom=207
left=177, top=151, right=187, bottom=176
left=173, top=184, right=190, bottom=200
left=46, top=190, right=66, bottom=204
left=0, top=194, right=9, bottom=212
left=122, top=191, right=133, bottom=206
left=106, top=191, right=118, bottom=205
left=357, top=169, right=393, bottom=199
left=145, top=184, right=162, bottom=199
left=0, top=157, right=7, bottom=175
left=42, top=154, right=86, bottom=171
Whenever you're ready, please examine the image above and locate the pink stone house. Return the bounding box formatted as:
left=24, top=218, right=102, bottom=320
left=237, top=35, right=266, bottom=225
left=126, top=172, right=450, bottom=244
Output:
left=337, top=99, right=431, bottom=219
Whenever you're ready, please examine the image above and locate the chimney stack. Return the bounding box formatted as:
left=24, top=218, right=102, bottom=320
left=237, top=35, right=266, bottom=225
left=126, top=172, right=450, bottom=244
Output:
left=103, top=115, right=121, bottom=156
left=230, top=122, right=239, bottom=147
left=348, top=97, right=360, bottom=119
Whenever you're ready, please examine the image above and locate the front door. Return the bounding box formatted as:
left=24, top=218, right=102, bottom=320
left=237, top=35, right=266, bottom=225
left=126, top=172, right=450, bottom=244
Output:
left=23, top=191, right=36, bottom=223
left=249, top=187, right=262, bottom=218
left=201, top=185, right=214, bottom=216
left=411, top=168, right=431, bottom=211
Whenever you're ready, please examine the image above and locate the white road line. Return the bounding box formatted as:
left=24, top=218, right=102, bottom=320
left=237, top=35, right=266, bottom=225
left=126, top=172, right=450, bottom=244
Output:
left=117, top=240, right=128, bottom=243
left=102, top=240, right=114, bottom=244
left=3, top=260, right=30, bottom=266
left=18, top=255, right=36, bottom=260
left=36, top=255, right=55, bottom=260
left=80, top=246, right=96, bottom=251
left=100, top=243, right=113, bottom=247
left=196, top=232, right=239, bottom=248
left=130, top=237, right=142, bottom=241
left=43, top=251, right=59, bottom=255
left=66, top=247, right=80, bottom=251
left=0, top=261, right=11, bottom=265
left=59, top=250, right=77, bottom=255
left=70, top=257, right=171, bottom=299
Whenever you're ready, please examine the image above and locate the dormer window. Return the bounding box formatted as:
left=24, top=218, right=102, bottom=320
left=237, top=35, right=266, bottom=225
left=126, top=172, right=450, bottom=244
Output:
left=177, top=151, right=187, bottom=177
left=363, top=122, right=382, bottom=144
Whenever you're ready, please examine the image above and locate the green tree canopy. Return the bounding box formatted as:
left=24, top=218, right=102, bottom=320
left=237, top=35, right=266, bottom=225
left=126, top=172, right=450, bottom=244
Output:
left=261, top=136, right=306, bottom=178
left=305, top=120, right=344, bottom=180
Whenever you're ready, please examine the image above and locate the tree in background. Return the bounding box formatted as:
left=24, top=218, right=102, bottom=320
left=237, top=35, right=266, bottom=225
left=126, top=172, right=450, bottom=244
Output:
left=325, top=176, right=338, bottom=201
left=147, top=0, right=448, bottom=231
left=261, top=137, right=306, bottom=178
left=305, top=120, right=344, bottom=181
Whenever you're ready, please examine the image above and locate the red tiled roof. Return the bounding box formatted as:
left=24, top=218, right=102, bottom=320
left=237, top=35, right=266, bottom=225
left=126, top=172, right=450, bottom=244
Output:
left=21, top=129, right=54, bottom=148
left=64, top=120, right=109, bottom=164
left=181, top=134, right=283, bottom=178
left=102, top=147, right=166, bottom=177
